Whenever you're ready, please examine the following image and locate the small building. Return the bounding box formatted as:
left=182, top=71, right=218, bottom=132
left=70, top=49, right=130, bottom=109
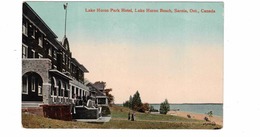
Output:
left=86, top=82, right=109, bottom=107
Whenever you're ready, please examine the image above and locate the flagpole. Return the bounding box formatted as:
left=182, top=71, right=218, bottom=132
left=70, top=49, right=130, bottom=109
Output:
left=64, top=3, right=68, bottom=37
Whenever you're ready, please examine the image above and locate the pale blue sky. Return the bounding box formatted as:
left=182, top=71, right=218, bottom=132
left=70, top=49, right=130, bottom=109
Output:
left=28, top=2, right=223, bottom=48
left=27, top=2, right=223, bottom=103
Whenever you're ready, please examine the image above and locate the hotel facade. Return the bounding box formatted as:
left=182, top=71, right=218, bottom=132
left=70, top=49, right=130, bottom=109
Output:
left=22, top=2, right=106, bottom=107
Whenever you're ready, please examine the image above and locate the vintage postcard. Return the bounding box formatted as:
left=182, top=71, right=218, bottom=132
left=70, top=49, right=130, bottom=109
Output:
left=22, top=1, right=223, bottom=129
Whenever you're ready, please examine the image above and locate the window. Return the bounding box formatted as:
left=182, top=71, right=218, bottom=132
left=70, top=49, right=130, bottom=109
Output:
left=31, top=49, right=35, bottom=58
left=76, top=88, right=78, bottom=96
left=32, top=27, right=36, bottom=38
left=38, top=35, right=43, bottom=47
left=48, top=47, right=52, bottom=57
left=60, top=88, right=64, bottom=97
left=65, top=43, right=68, bottom=50
left=64, top=84, right=69, bottom=97
left=22, top=22, right=28, bottom=36
left=80, top=89, right=82, bottom=97
left=22, top=75, right=28, bottom=94
left=72, top=86, right=75, bottom=98
left=22, top=45, right=28, bottom=58
left=38, top=53, right=43, bottom=58
left=62, top=52, right=65, bottom=64
left=53, top=50, right=57, bottom=60
left=38, top=85, right=42, bottom=95
left=73, top=66, right=76, bottom=74
left=31, top=76, right=35, bottom=92
left=65, top=55, right=68, bottom=65
left=54, top=86, right=57, bottom=96
left=68, top=58, right=71, bottom=69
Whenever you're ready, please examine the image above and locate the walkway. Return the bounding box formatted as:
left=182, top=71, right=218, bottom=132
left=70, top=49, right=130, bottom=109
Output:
left=22, top=101, right=43, bottom=108
left=75, top=116, right=111, bottom=123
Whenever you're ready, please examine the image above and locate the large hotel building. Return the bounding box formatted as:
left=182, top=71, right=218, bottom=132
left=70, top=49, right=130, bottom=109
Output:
left=22, top=2, right=107, bottom=107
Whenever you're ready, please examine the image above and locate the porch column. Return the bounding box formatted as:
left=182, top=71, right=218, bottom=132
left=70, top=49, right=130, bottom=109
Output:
left=42, top=83, right=52, bottom=104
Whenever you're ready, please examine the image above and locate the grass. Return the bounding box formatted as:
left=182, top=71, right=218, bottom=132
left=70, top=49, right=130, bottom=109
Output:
left=22, top=105, right=222, bottom=129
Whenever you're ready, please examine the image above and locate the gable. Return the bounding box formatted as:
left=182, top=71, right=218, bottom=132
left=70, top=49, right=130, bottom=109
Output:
left=62, top=36, right=70, bottom=51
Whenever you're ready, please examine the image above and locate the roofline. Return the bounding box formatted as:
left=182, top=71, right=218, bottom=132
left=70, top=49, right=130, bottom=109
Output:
left=71, top=58, right=89, bottom=73
left=87, top=83, right=101, bottom=92
left=23, top=2, right=58, bottom=38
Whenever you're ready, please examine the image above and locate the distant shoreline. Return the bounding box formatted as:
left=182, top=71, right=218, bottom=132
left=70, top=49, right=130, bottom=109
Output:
left=150, top=103, right=223, bottom=105
left=115, top=103, right=223, bottom=105
left=115, top=103, right=223, bottom=117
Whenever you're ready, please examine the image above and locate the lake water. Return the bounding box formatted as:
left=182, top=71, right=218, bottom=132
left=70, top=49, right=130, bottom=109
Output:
left=150, top=104, right=223, bottom=117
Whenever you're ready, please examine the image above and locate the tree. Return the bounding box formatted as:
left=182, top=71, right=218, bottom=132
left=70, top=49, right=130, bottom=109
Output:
left=132, top=91, right=142, bottom=111
left=123, top=101, right=129, bottom=107
left=140, top=103, right=150, bottom=112
left=159, top=99, right=170, bottom=114
left=104, top=88, right=114, bottom=106
left=149, top=105, right=155, bottom=112
left=129, top=95, right=133, bottom=109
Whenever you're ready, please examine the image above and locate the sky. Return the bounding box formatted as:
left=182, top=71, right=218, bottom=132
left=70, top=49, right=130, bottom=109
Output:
left=27, top=1, right=223, bottom=104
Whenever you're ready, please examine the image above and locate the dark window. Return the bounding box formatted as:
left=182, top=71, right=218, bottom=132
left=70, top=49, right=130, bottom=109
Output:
left=22, top=21, right=28, bottom=36
left=22, top=75, right=28, bottom=94
left=31, top=76, right=35, bottom=92
left=22, top=45, right=28, bottom=58
left=62, top=52, right=65, bottom=64
left=48, top=47, right=52, bottom=57
left=53, top=50, right=57, bottom=60
left=38, top=85, right=42, bottom=95
left=31, top=49, right=35, bottom=58
left=38, top=35, right=43, bottom=47
left=32, top=27, right=36, bottom=38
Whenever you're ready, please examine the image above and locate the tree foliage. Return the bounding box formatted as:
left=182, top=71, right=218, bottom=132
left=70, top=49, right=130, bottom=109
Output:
left=159, top=99, right=170, bottom=114
left=104, top=88, right=114, bottom=105
left=140, top=103, right=150, bottom=112
left=123, top=101, right=129, bottom=107
left=149, top=105, right=155, bottom=112
left=123, top=90, right=149, bottom=112
left=129, top=95, right=133, bottom=109
left=132, top=91, right=142, bottom=111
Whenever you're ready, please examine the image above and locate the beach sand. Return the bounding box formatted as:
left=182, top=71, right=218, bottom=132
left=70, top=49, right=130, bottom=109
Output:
left=167, top=111, right=223, bottom=126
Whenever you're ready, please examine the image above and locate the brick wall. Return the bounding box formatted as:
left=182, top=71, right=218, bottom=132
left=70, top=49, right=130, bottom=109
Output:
left=41, top=104, right=72, bottom=121
left=22, top=59, right=52, bottom=83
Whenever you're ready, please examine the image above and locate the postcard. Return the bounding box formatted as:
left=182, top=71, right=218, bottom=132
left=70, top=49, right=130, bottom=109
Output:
left=22, top=1, right=223, bottom=129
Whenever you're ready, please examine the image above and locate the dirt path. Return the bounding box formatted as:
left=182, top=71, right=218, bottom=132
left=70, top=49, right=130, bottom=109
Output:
left=112, top=117, right=209, bottom=124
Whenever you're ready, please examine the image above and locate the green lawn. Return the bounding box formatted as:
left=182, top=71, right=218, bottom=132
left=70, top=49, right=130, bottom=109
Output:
left=22, top=105, right=222, bottom=129
left=111, top=106, right=200, bottom=122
